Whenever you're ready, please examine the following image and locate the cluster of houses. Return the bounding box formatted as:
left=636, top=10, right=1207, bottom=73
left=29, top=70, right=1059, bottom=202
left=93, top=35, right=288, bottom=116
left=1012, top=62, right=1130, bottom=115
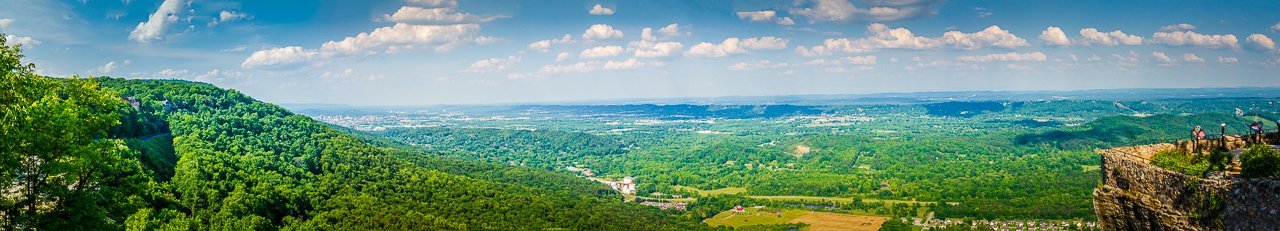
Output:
left=639, top=201, right=687, bottom=211
left=905, top=216, right=1097, bottom=230
left=566, top=166, right=636, bottom=195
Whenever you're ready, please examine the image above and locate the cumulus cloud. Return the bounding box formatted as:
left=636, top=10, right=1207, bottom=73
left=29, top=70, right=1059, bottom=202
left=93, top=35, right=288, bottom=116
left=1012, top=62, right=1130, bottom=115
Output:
left=737, top=10, right=776, bottom=22
left=740, top=36, right=788, bottom=49
left=129, top=0, right=188, bottom=43
left=383, top=6, right=506, bottom=25
left=1159, top=23, right=1196, bottom=32
left=243, top=1, right=497, bottom=68
left=684, top=36, right=787, bottom=58
left=686, top=38, right=748, bottom=57
left=1039, top=26, right=1070, bottom=46
left=728, top=60, right=789, bottom=71
left=406, top=0, right=457, bottom=8
left=464, top=55, right=520, bottom=73
left=528, top=34, right=573, bottom=52
left=1150, top=31, right=1238, bottom=48
left=940, top=25, right=1029, bottom=49
left=3, top=35, right=41, bottom=47
left=805, top=55, right=877, bottom=65
left=1151, top=51, right=1174, bottom=63
left=242, top=46, right=319, bottom=68
left=218, top=11, right=250, bottom=22
left=0, top=18, right=11, bottom=29
left=789, top=0, right=941, bottom=23
left=555, top=52, right=571, bottom=62
left=603, top=58, right=660, bottom=70
left=243, top=24, right=485, bottom=68
left=1217, top=56, right=1238, bottom=64
left=1077, top=28, right=1143, bottom=46
left=583, top=24, right=624, bottom=41
left=795, top=23, right=1027, bottom=57
left=776, top=17, right=796, bottom=26
left=1273, top=22, right=1280, bottom=32
left=579, top=45, right=624, bottom=59
left=538, top=62, right=594, bottom=74
left=795, top=23, right=937, bottom=56
left=957, top=52, right=1047, bottom=62
left=589, top=4, right=615, bottom=15
left=630, top=41, right=683, bottom=58
left=97, top=60, right=131, bottom=73
left=1246, top=34, right=1275, bottom=51
left=1181, top=53, right=1204, bottom=63
left=658, top=23, right=682, bottom=37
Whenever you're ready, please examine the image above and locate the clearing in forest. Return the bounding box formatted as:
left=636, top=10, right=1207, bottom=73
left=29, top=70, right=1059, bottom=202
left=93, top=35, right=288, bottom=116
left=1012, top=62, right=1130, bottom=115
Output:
left=673, top=185, right=747, bottom=196
left=704, top=207, right=887, bottom=231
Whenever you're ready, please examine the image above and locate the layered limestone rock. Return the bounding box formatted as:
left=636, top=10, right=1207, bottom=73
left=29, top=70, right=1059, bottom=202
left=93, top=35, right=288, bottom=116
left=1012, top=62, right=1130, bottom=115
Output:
left=1094, top=145, right=1280, bottom=230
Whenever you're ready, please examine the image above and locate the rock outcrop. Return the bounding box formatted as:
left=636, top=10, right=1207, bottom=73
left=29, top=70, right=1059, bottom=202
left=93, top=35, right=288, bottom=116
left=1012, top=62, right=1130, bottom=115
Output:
left=1094, top=144, right=1280, bottom=230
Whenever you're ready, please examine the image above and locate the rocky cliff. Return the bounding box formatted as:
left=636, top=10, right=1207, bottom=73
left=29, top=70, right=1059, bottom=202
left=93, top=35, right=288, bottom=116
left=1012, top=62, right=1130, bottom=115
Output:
left=1094, top=145, right=1280, bottom=230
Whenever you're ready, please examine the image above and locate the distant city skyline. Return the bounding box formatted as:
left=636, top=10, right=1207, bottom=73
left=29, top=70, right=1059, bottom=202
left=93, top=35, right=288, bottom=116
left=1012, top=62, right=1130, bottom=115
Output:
left=2, top=0, right=1279, bottom=105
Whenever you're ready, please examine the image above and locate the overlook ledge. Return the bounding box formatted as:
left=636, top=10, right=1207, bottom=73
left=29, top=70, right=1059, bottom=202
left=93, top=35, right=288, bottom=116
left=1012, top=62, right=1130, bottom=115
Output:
left=1093, top=136, right=1280, bottom=230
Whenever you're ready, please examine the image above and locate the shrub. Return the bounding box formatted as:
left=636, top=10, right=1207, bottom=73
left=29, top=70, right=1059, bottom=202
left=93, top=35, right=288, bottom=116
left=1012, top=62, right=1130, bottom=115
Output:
left=1150, top=149, right=1211, bottom=176
left=1240, top=145, right=1280, bottom=178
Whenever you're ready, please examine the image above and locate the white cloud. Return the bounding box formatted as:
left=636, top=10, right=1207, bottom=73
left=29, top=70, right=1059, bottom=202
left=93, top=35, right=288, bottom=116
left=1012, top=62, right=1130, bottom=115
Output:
left=1150, top=31, right=1238, bottom=48
left=789, top=0, right=940, bottom=23
left=740, top=36, right=788, bottom=49
left=579, top=45, right=624, bottom=59
left=973, top=7, right=992, bottom=18
left=1039, top=26, right=1070, bottom=46
left=243, top=23, right=485, bottom=68
left=320, top=23, right=482, bottom=54
left=583, top=24, right=624, bottom=41
left=3, top=35, right=41, bottom=47
left=685, top=38, right=748, bottom=57
left=156, top=68, right=191, bottom=78
left=1159, top=23, right=1196, bottom=32
left=589, top=4, right=615, bottom=15
left=464, top=55, right=520, bottom=73
left=737, top=11, right=776, bottom=22
left=384, top=6, right=505, bottom=25
left=1181, top=53, right=1204, bottom=63
left=957, top=52, right=1047, bottom=62
left=97, top=60, right=131, bottom=73
left=776, top=17, right=796, bottom=26
left=796, top=23, right=1027, bottom=56
left=1245, top=34, right=1275, bottom=51
left=0, top=18, right=12, bottom=29
left=405, top=0, right=457, bottom=8
left=603, top=58, right=659, bottom=70
left=1273, top=22, right=1280, bottom=32
left=555, top=52, right=571, bottom=62
left=129, top=0, right=188, bottom=43
left=941, top=25, right=1028, bottom=49
left=657, top=23, right=682, bottom=37
left=1077, top=28, right=1143, bottom=46
left=242, top=46, right=318, bottom=67
left=528, top=34, right=573, bottom=52
left=630, top=41, right=683, bottom=58
left=1217, top=56, right=1238, bottom=64
left=218, top=11, right=250, bottom=22
left=806, top=55, right=877, bottom=65
left=728, top=60, right=789, bottom=71
left=538, top=62, right=595, bottom=74
left=1152, top=51, right=1174, bottom=63
left=795, top=23, right=938, bottom=56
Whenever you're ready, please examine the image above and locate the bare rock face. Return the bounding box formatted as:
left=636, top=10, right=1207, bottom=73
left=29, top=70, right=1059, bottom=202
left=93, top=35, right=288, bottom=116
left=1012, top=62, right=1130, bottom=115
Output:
left=1094, top=149, right=1280, bottom=230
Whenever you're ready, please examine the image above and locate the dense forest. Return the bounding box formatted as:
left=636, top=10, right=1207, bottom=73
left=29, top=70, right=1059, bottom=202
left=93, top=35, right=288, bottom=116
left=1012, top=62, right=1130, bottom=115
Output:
left=0, top=39, right=708, bottom=230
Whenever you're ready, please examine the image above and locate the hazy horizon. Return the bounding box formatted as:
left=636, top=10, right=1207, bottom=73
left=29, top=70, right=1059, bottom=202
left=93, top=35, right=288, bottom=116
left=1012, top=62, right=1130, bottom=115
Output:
left=4, top=0, right=1279, bottom=105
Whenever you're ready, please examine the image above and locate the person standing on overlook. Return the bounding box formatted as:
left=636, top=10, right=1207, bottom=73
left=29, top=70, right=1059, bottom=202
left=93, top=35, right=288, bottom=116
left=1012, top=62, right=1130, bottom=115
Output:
left=1191, top=126, right=1207, bottom=152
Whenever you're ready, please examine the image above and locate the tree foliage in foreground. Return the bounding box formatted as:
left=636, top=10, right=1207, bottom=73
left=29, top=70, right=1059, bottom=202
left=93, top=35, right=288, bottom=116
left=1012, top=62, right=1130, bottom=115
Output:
left=1, top=36, right=707, bottom=230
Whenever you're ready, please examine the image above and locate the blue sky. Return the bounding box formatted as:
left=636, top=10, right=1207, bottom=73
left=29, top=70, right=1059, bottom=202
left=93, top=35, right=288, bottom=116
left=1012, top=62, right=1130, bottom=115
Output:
left=2, top=0, right=1279, bottom=105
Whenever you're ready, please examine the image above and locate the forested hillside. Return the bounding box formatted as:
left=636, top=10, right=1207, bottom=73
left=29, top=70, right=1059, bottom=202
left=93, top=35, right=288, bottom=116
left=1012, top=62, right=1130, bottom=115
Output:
left=0, top=39, right=705, bottom=230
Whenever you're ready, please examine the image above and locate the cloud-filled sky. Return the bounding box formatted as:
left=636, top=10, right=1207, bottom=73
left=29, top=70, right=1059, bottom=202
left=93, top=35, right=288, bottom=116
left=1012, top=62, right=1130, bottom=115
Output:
left=2, top=0, right=1279, bottom=105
